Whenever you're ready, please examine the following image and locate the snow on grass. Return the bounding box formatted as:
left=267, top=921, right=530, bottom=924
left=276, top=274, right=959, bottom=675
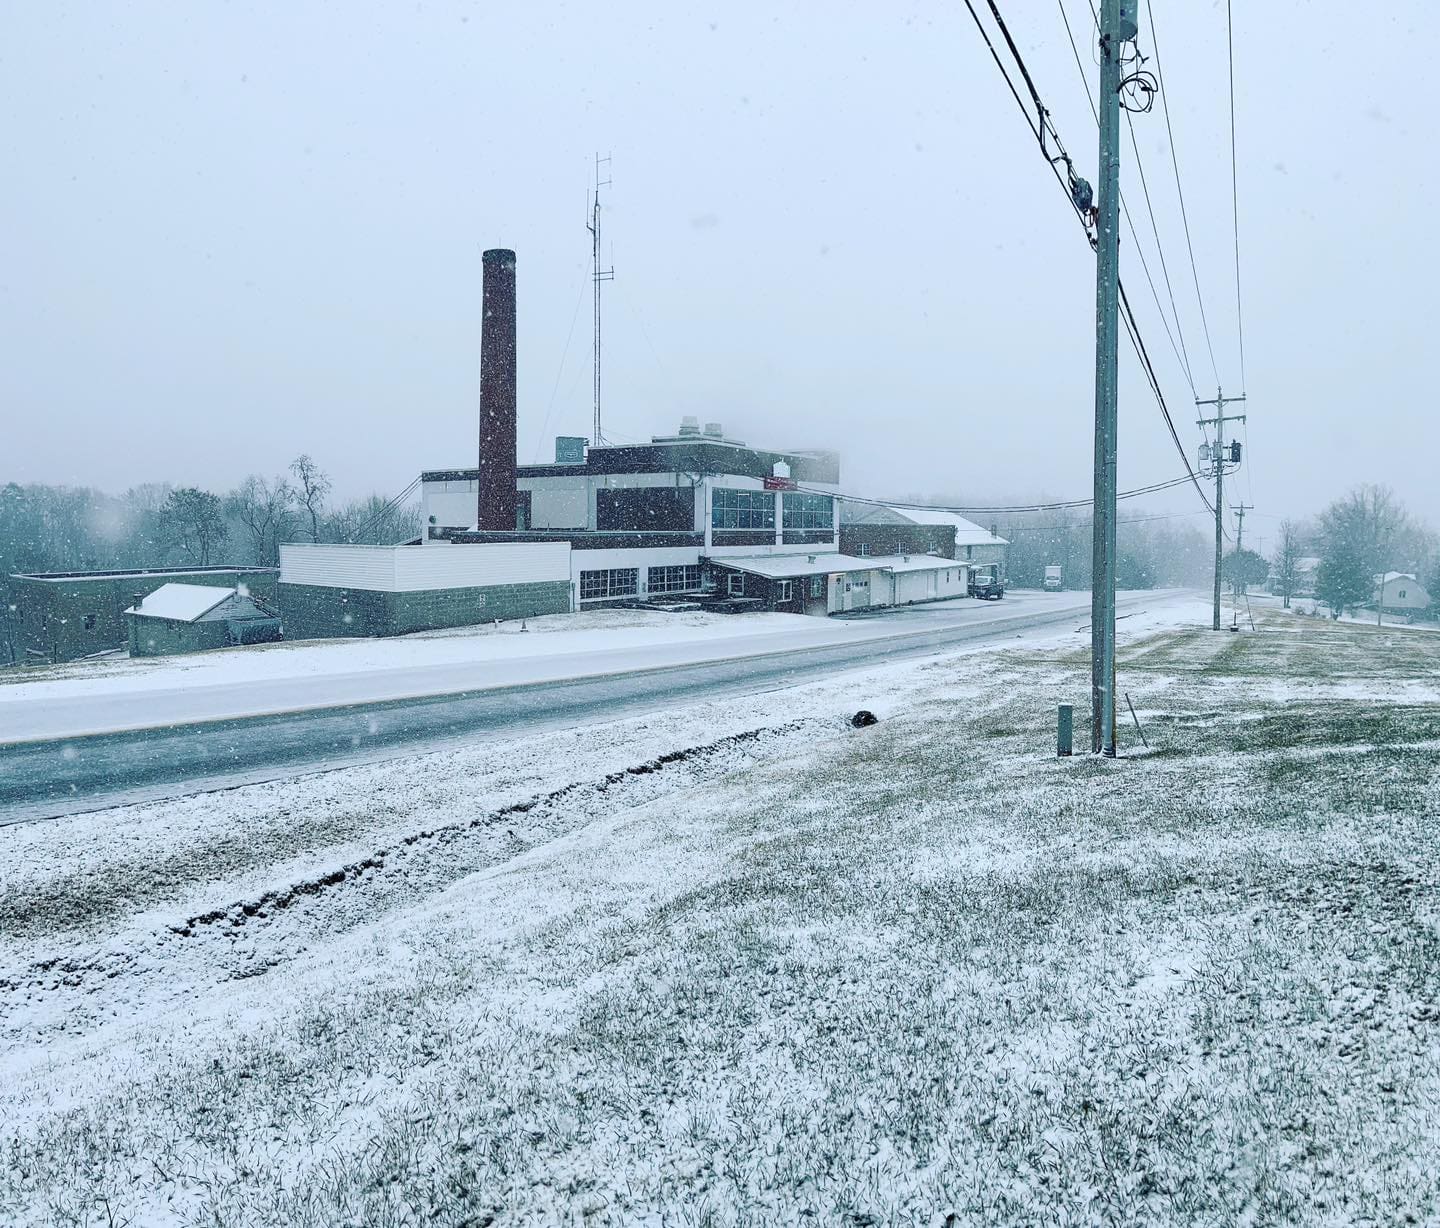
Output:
left=3, top=602, right=1437, bottom=1225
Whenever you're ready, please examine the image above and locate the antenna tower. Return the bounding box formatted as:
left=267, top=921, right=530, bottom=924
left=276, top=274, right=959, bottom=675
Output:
left=588, top=153, right=614, bottom=445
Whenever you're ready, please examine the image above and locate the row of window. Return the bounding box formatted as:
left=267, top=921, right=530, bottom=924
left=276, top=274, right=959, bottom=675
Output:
left=723, top=574, right=824, bottom=601
left=710, top=489, right=835, bottom=531
left=578, top=566, right=827, bottom=602
left=647, top=564, right=703, bottom=594
left=578, top=565, right=705, bottom=601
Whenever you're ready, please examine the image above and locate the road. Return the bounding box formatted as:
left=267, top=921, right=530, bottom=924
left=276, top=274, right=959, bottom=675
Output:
left=0, top=590, right=1176, bottom=822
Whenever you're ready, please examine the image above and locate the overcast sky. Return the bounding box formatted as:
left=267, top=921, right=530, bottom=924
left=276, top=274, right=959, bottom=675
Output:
left=4, top=1, right=1435, bottom=541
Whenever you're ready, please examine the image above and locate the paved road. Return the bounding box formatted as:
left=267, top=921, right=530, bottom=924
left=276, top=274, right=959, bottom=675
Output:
left=0, top=590, right=1175, bottom=823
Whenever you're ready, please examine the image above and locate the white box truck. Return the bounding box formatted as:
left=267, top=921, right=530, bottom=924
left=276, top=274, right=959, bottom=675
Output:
left=1044, top=566, right=1063, bottom=592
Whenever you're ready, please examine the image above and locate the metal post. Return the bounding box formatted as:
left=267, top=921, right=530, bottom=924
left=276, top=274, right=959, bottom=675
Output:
left=1090, top=0, right=1126, bottom=756
left=1058, top=704, right=1074, bottom=757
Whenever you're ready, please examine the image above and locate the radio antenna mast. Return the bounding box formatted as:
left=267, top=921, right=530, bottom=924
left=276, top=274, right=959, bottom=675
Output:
left=588, top=152, right=614, bottom=446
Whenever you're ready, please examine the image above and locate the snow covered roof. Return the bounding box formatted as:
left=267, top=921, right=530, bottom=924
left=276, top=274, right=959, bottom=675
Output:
left=717, top=552, right=962, bottom=579
left=1376, top=571, right=1417, bottom=584
left=717, top=553, right=880, bottom=578
left=125, top=583, right=236, bottom=622
left=837, top=499, right=1009, bottom=546
left=868, top=554, right=965, bottom=573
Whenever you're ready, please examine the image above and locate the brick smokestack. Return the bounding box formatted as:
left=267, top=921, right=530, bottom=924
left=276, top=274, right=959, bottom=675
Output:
left=477, top=248, right=518, bottom=530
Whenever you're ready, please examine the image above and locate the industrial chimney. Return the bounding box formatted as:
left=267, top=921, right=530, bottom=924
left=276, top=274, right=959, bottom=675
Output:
left=477, top=248, right=518, bottom=531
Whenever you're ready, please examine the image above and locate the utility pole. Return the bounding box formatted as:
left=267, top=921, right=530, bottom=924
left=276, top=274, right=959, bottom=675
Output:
left=1089, top=0, right=1134, bottom=756
left=588, top=153, right=614, bottom=447
left=1232, top=502, right=1253, bottom=600
left=1196, top=388, right=1246, bottom=631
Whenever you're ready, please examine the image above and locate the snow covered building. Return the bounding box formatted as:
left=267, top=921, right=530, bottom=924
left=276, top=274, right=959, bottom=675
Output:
left=838, top=501, right=1009, bottom=567
left=5, top=566, right=277, bottom=664
left=125, top=583, right=282, bottom=657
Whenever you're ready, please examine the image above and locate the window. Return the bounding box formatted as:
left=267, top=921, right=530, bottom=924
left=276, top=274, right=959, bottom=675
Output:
left=83, top=614, right=97, bottom=630
left=809, top=576, right=824, bottom=598
left=781, top=492, right=834, bottom=530
left=711, top=488, right=775, bottom=530
left=579, top=568, right=638, bottom=600
left=727, top=573, right=745, bottom=595
left=859, top=543, right=870, bottom=557
left=647, top=564, right=702, bottom=594
left=776, top=580, right=793, bottom=602
left=1399, top=589, right=1408, bottom=599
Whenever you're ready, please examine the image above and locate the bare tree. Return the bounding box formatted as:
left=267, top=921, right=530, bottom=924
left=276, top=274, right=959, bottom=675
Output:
left=227, top=476, right=295, bottom=566
left=1275, top=519, right=1303, bottom=608
left=161, top=488, right=229, bottom=566
left=289, top=454, right=331, bottom=543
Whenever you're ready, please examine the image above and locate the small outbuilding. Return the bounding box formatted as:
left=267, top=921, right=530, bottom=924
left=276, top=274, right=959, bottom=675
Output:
left=126, top=584, right=282, bottom=657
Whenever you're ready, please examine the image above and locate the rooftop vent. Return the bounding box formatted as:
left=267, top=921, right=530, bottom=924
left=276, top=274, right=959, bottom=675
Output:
left=679, top=415, right=701, bottom=437
left=703, top=421, right=724, bottom=438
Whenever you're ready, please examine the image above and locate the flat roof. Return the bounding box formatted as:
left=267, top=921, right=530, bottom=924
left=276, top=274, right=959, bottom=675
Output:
left=11, top=566, right=276, bottom=583
left=715, top=553, right=879, bottom=578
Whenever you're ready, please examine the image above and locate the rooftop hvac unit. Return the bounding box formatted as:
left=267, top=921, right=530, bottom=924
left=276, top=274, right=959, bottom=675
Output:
left=679, top=415, right=701, bottom=436
left=703, top=422, right=724, bottom=438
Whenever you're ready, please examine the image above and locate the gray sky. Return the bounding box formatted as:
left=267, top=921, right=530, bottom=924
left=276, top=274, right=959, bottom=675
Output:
left=4, top=1, right=1436, bottom=537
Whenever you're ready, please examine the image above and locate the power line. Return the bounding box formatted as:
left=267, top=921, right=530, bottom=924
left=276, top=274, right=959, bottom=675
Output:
left=961, top=0, right=1215, bottom=524
left=1145, top=1, right=1221, bottom=387
left=816, top=472, right=1204, bottom=517
left=1056, top=0, right=1196, bottom=396
left=1226, top=0, right=1247, bottom=394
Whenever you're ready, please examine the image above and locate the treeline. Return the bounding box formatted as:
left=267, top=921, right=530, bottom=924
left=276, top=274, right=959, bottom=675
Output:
left=931, top=504, right=1215, bottom=590
left=0, top=456, right=420, bottom=585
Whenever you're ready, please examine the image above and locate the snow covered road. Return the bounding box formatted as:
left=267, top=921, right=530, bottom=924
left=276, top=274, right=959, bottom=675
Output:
left=0, top=591, right=1183, bottom=820
left=0, top=590, right=1124, bottom=743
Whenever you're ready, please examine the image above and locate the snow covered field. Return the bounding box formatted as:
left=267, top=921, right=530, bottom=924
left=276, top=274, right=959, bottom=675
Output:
left=3, top=600, right=1439, bottom=1225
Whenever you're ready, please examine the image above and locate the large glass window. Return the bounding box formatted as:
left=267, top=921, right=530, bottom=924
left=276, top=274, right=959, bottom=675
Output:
left=647, top=564, right=702, bottom=594
left=579, top=568, right=638, bottom=601
left=782, top=492, right=834, bottom=531
left=711, top=488, right=775, bottom=530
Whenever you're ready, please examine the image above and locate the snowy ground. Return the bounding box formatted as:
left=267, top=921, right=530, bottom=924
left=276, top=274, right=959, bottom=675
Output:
left=3, top=597, right=1438, bottom=1226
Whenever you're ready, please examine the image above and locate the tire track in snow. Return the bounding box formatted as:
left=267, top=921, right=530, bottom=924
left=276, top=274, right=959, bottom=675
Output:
left=0, top=718, right=833, bottom=1047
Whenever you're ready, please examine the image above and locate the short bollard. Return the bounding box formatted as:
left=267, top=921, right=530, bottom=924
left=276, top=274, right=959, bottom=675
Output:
left=1057, top=704, right=1073, bottom=757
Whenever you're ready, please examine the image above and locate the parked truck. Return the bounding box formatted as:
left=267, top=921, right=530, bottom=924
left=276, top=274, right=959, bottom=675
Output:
left=1044, top=565, right=1063, bottom=592
left=969, top=563, right=1005, bottom=600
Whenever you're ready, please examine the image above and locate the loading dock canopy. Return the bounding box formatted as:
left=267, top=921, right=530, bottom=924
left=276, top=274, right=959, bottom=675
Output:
left=715, top=553, right=960, bottom=578
left=714, top=553, right=880, bottom=578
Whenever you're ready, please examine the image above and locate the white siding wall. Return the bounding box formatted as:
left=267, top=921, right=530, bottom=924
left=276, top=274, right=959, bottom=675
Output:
left=280, top=543, right=570, bottom=592
left=528, top=482, right=588, bottom=529
left=422, top=480, right=477, bottom=532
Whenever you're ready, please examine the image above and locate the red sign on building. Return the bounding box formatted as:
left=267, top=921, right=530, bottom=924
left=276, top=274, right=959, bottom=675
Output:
left=763, top=475, right=797, bottom=491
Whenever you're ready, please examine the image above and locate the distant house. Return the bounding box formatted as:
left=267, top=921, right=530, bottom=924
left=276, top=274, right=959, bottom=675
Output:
left=1373, top=572, right=1431, bottom=615
left=126, top=583, right=282, bottom=657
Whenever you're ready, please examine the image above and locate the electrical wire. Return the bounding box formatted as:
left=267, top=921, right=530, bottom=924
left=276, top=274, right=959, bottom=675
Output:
left=349, top=476, right=419, bottom=543
left=796, top=472, right=1203, bottom=518
left=1056, top=0, right=1195, bottom=396
left=962, top=0, right=1216, bottom=528
left=1226, top=0, right=1247, bottom=394
left=1144, top=1, right=1222, bottom=388
left=532, top=266, right=590, bottom=461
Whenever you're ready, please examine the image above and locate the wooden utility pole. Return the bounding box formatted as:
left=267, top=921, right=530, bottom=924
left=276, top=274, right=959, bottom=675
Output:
left=1197, top=389, right=1246, bottom=630
left=1089, top=0, right=1133, bottom=756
